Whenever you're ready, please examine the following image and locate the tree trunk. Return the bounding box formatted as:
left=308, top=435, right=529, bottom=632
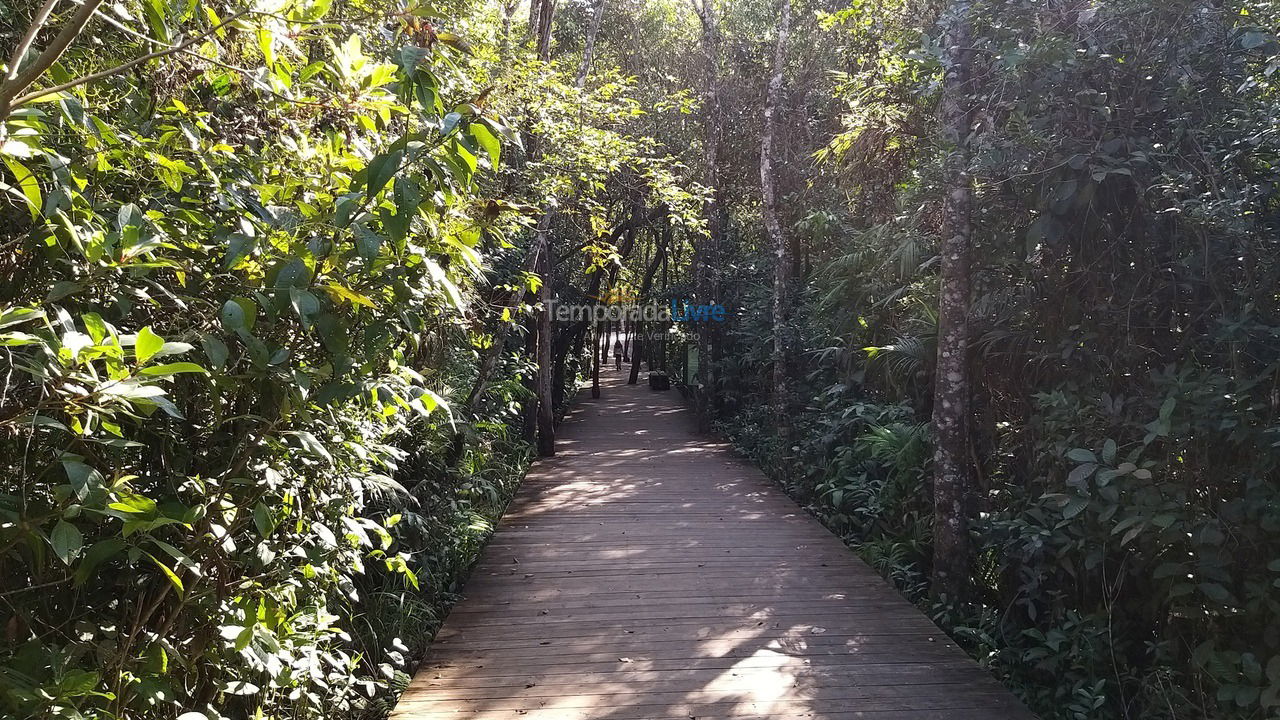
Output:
left=536, top=220, right=556, bottom=456
left=536, top=0, right=557, bottom=61
left=499, top=0, right=519, bottom=68
left=690, top=0, right=724, bottom=431
left=930, top=0, right=975, bottom=601
left=576, top=0, right=606, bottom=89
left=628, top=325, right=646, bottom=385
left=761, top=0, right=792, bottom=423
left=591, top=323, right=601, bottom=398
left=628, top=221, right=668, bottom=385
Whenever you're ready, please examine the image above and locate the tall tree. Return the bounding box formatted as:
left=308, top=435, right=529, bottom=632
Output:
left=535, top=217, right=556, bottom=456
left=576, top=0, right=606, bottom=89
left=628, top=222, right=670, bottom=385
left=690, top=0, right=724, bottom=430
left=761, top=0, right=792, bottom=422
left=929, top=0, right=976, bottom=600
left=529, top=0, right=557, bottom=60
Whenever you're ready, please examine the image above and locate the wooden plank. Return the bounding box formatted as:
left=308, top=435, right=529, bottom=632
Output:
left=390, top=372, right=1037, bottom=719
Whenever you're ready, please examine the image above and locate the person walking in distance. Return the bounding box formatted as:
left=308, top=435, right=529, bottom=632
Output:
left=613, top=339, right=623, bottom=370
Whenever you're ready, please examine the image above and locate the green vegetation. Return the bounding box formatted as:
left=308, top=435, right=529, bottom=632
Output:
left=2, top=0, right=1278, bottom=718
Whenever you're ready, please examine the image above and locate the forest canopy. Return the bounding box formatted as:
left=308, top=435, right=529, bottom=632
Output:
left=1, top=0, right=1278, bottom=718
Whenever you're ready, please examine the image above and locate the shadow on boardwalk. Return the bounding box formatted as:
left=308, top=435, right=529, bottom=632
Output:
left=391, top=371, right=1036, bottom=720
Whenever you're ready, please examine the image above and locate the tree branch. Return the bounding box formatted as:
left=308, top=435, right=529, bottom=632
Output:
left=0, top=0, right=108, bottom=113
left=2, top=7, right=252, bottom=118
left=4, top=0, right=63, bottom=84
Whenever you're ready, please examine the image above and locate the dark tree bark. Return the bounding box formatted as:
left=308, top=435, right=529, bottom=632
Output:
left=761, top=0, right=792, bottom=423
left=591, top=323, right=601, bottom=398
left=628, top=328, right=646, bottom=385
left=535, top=221, right=556, bottom=456
left=537, top=0, right=557, bottom=60
left=930, top=0, right=976, bottom=601
left=690, top=0, right=724, bottom=431
left=627, top=231, right=667, bottom=385
left=576, top=0, right=606, bottom=89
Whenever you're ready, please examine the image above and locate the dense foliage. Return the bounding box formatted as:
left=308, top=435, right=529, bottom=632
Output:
left=4, top=0, right=1278, bottom=718
left=701, top=0, right=1280, bottom=718
left=0, top=0, right=701, bottom=716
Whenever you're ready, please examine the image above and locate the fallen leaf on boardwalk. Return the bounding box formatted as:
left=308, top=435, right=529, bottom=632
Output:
left=619, top=657, right=633, bottom=662
left=811, top=627, right=827, bottom=634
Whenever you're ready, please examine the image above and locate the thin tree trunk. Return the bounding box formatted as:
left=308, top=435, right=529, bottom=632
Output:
left=628, top=326, right=646, bottom=385
left=761, top=0, right=792, bottom=423
left=591, top=323, right=601, bottom=398
left=535, top=221, right=556, bottom=456
left=930, top=0, right=975, bottom=601
left=536, top=0, right=557, bottom=61
left=576, top=0, right=606, bottom=89
left=521, top=312, right=538, bottom=445
left=627, top=232, right=667, bottom=385
left=0, top=0, right=107, bottom=118
left=690, top=0, right=724, bottom=431
left=499, top=0, right=519, bottom=68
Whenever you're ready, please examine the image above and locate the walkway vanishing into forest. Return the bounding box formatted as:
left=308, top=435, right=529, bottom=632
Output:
left=391, top=371, right=1036, bottom=720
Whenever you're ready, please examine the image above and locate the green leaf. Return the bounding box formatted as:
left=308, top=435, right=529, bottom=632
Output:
left=136, top=326, right=164, bottom=364
left=366, top=149, right=404, bottom=200
left=83, top=313, right=107, bottom=343
left=1067, top=463, right=1096, bottom=487
left=57, top=669, right=100, bottom=696
left=149, top=538, right=200, bottom=577
left=139, top=362, right=208, bottom=376
left=1062, top=496, right=1089, bottom=519
left=62, top=457, right=104, bottom=500
left=220, top=298, right=256, bottom=331
left=145, top=552, right=184, bottom=595
left=201, top=334, right=229, bottom=370
left=74, top=538, right=126, bottom=584
left=50, top=520, right=83, bottom=565
left=1066, top=448, right=1097, bottom=463
left=1199, top=582, right=1231, bottom=603
left=253, top=502, right=277, bottom=538
left=285, top=431, right=334, bottom=465
left=469, top=122, right=500, bottom=165
left=0, top=307, right=44, bottom=330
left=441, top=111, right=463, bottom=137
left=2, top=157, right=42, bottom=220
left=143, top=0, right=170, bottom=42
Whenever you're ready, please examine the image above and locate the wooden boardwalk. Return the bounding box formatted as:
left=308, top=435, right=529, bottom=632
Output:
left=392, top=370, right=1036, bottom=720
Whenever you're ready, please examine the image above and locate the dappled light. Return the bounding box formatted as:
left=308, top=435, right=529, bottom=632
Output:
left=392, top=373, right=1032, bottom=719
left=2, top=0, right=1273, bottom=716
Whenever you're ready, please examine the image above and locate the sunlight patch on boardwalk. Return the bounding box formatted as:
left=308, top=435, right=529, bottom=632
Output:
left=391, top=371, right=1037, bottom=720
